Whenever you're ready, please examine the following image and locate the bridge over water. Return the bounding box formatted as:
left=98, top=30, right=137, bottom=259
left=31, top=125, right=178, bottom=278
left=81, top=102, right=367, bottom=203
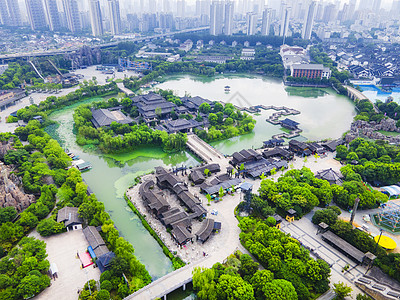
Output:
left=344, top=85, right=379, bottom=113
left=186, top=133, right=226, bottom=165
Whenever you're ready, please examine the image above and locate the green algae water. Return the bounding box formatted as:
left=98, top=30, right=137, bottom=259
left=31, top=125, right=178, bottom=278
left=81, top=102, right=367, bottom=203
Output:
left=156, top=74, right=356, bottom=155
left=45, top=74, right=356, bottom=283
left=46, top=96, right=199, bottom=279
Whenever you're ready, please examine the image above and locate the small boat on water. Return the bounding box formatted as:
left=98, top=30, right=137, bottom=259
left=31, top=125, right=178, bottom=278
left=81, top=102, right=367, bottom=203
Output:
left=224, top=85, right=231, bottom=92
left=67, top=151, right=80, bottom=160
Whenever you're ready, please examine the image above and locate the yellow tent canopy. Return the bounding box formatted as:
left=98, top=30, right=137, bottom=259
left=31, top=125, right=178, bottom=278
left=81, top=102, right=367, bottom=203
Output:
left=374, top=235, right=397, bottom=250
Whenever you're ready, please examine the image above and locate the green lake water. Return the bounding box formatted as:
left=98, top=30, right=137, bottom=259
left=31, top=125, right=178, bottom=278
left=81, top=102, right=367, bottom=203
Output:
left=46, top=74, right=356, bottom=285
left=46, top=96, right=199, bottom=280
left=156, top=74, right=356, bottom=155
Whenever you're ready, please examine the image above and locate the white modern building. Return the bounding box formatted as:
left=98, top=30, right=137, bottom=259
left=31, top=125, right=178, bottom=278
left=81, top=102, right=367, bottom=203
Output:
left=224, top=1, right=234, bottom=36
left=246, top=12, right=257, bottom=35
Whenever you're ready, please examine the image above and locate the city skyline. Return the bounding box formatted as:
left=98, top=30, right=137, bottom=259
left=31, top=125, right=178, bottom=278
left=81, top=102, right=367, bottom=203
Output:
left=0, top=0, right=399, bottom=38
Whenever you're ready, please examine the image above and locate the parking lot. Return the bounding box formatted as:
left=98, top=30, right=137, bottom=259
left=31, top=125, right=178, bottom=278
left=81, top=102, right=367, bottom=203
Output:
left=32, top=230, right=100, bottom=300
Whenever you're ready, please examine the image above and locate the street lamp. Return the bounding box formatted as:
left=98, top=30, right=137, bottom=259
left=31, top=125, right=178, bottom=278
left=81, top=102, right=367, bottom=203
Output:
left=84, top=269, right=91, bottom=296
left=374, top=229, right=384, bottom=254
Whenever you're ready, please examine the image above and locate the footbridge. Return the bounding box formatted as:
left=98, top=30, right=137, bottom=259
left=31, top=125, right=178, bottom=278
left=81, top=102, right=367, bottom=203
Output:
left=186, top=133, right=225, bottom=164
left=124, top=257, right=206, bottom=300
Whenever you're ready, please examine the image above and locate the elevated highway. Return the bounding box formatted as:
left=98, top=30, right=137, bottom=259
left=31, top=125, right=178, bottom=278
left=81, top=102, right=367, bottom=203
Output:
left=0, top=27, right=209, bottom=61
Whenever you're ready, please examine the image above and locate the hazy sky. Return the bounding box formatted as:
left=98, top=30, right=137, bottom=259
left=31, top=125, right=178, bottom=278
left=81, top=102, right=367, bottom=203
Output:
left=16, top=0, right=396, bottom=19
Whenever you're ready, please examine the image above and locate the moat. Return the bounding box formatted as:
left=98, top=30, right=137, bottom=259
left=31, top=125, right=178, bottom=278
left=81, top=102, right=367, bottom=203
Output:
left=46, top=74, right=356, bottom=281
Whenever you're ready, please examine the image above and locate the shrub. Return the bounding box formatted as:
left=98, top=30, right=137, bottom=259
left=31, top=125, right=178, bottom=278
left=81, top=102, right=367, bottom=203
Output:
left=100, top=280, right=112, bottom=291
left=6, top=116, right=18, bottom=123
left=266, top=216, right=277, bottom=227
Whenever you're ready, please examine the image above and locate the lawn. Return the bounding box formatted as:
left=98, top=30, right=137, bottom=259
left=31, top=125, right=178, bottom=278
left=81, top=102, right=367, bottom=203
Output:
left=376, top=130, right=400, bottom=137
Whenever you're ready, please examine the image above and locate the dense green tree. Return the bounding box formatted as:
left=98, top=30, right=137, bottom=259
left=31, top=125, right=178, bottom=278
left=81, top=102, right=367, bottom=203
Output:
left=333, top=282, right=352, bottom=300
left=0, top=207, right=17, bottom=225
left=37, top=218, right=65, bottom=237
left=193, top=267, right=217, bottom=300
left=216, top=274, right=255, bottom=300
left=239, top=254, right=259, bottom=281
left=199, top=103, right=211, bottom=114
left=262, top=279, right=298, bottom=300
left=312, top=207, right=341, bottom=226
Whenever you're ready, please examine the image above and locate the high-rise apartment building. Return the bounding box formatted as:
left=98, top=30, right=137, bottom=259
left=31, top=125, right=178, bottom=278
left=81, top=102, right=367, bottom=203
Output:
left=246, top=12, right=257, bottom=35
left=224, top=1, right=234, bottom=35
left=25, top=0, right=47, bottom=30
left=44, top=0, right=61, bottom=31
left=279, top=6, right=290, bottom=37
left=302, top=1, right=316, bottom=40
left=89, top=0, right=104, bottom=36
left=63, top=0, right=81, bottom=33
left=177, top=0, right=186, bottom=17
left=392, top=0, right=400, bottom=15
left=0, top=0, right=10, bottom=26
left=210, top=1, right=224, bottom=35
left=261, top=7, right=271, bottom=36
left=372, top=0, right=381, bottom=12
left=0, top=0, right=22, bottom=26
left=322, top=4, right=336, bottom=23
left=108, top=0, right=121, bottom=35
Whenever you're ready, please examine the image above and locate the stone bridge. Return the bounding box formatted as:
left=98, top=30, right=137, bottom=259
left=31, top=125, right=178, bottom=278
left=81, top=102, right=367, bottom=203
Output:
left=344, top=85, right=379, bottom=113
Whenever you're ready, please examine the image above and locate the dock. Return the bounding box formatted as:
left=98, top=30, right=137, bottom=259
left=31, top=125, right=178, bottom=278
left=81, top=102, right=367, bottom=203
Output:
left=72, top=159, right=92, bottom=172
left=271, top=128, right=303, bottom=140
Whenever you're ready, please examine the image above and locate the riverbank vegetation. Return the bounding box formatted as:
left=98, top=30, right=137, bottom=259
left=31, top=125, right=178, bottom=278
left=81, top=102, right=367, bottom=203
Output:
left=337, top=137, right=400, bottom=186
left=2, top=124, right=152, bottom=298
left=195, top=102, right=256, bottom=142
left=354, top=98, right=400, bottom=125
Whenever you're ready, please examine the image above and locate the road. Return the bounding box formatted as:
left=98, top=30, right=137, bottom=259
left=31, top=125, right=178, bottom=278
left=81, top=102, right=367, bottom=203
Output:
left=0, top=27, right=210, bottom=60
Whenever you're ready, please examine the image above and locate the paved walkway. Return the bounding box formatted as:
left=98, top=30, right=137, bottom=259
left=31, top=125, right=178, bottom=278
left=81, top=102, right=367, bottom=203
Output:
left=31, top=230, right=100, bottom=300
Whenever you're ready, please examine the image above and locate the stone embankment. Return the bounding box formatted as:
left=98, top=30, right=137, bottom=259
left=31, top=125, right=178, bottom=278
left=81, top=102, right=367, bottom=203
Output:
left=345, top=119, right=400, bottom=144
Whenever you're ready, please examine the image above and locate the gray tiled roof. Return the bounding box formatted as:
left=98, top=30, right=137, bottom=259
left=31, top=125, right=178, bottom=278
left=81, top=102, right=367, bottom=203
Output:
left=57, top=207, right=83, bottom=227
left=91, top=108, right=133, bottom=128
